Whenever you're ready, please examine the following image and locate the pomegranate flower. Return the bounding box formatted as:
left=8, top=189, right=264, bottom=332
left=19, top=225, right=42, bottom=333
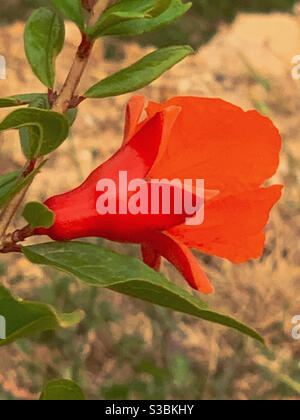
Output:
left=36, top=96, right=282, bottom=294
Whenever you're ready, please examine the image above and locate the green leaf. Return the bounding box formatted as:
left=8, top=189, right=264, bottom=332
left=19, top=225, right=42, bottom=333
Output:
left=19, top=126, right=42, bottom=159
left=0, top=161, right=46, bottom=208
left=0, top=171, right=21, bottom=202
left=66, top=107, right=78, bottom=126
left=22, top=242, right=265, bottom=344
left=96, top=10, right=150, bottom=31
left=87, top=0, right=156, bottom=39
left=26, top=94, right=51, bottom=110
left=85, top=45, right=193, bottom=98
left=22, top=201, right=54, bottom=229
left=24, top=7, right=65, bottom=88
left=151, top=0, right=173, bottom=16
left=40, top=379, right=85, bottom=401
left=14, top=95, right=73, bottom=157
left=18, top=94, right=50, bottom=159
left=0, top=108, right=69, bottom=157
left=88, top=0, right=192, bottom=38
left=0, top=285, right=84, bottom=347
left=0, top=93, right=49, bottom=109
left=50, top=0, right=85, bottom=31
left=0, top=98, right=20, bottom=108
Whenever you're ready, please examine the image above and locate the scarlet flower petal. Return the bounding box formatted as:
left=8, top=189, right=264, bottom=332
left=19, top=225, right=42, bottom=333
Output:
left=96, top=180, right=204, bottom=242
left=38, top=95, right=283, bottom=297
left=87, top=107, right=181, bottom=186
left=123, top=95, right=145, bottom=145
left=87, top=111, right=165, bottom=185
left=147, top=97, right=282, bottom=194
left=143, top=231, right=214, bottom=294
left=168, top=185, right=283, bottom=263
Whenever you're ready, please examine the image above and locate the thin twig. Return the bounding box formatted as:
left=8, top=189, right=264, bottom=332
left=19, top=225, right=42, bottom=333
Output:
left=52, top=34, right=94, bottom=113
left=52, top=0, right=109, bottom=113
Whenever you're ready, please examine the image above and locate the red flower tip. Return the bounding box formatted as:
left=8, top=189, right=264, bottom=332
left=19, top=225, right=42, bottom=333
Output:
left=143, top=232, right=214, bottom=294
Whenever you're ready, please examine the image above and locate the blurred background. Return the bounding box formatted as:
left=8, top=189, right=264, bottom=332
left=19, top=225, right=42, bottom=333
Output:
left=0, top=0, right=300, bottom=400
